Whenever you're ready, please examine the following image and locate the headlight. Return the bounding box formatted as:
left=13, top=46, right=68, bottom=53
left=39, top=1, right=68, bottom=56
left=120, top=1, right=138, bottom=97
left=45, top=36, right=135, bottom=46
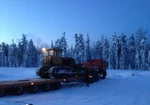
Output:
left=25, top=104, right=33, bottom=105
left=42, top=47, right=46, bottom=52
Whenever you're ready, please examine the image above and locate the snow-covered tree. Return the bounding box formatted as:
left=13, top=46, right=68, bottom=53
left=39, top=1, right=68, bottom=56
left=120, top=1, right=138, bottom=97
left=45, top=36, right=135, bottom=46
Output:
left=78, top=34, right=85, bottom=62
left=102, top=36, right=109, bottom=67
left=20, top=34, right=28, bottom=67
left=17, top=41, right=23, bottom=67
left=51, top=40, right=54, bottom=48
left=91, top=42, right=96, bottom=59
left=110, top=33, right=118, bottom=69
left=135, top=37, right=149, bottom=70
left=136, top=27, right=148, bottom=45
left=96, top=41, right=103, bottom=59
left=37, top=48, right=43, bottom=67
left=135, top=47, right=142, bottom=70
left=128, top=34, right=136, bottom=69
left=74, top=34, right=81, bottom=63
left=8, top=40, right=18, bottom=67
left=28, top=39, right=38, bottom=67
left=61, top=32, right=68, bottom=57
left=145, top=43, right=150, bottom=70
left=54, top=32, right=68, bottom=57
left=55, top=38, right=61, bottom=48
left=148, top=50, right=150, bottom=70
left=73, top=34, right=85, bottom=63
left=85, top=33, right=91, bottom=62
left=119, top=33, right=128, bottom=69
left=0, top=42, right=9, bottom=67
left=91, top=35, right=104, bottom=60
left=140, top=38, right=148, bottom=70
left=67, top=45, right=74, bottom=58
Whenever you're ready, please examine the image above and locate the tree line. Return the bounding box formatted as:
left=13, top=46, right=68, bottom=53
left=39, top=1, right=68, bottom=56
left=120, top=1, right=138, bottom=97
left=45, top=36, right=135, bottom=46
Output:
left=0, top=28, right=150, bottom=70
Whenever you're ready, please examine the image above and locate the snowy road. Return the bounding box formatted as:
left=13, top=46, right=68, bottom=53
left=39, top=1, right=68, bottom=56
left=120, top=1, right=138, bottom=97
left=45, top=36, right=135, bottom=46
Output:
left=0, top=68, right=150, bottom=105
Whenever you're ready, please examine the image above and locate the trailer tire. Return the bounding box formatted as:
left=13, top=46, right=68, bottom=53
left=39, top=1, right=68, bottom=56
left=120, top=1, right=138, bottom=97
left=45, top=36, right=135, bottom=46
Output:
left=89, top=75, right=95, bottom=83
left=42, top=84, right=51, bottom=92
left=13, top=87, right=24, bottom=95
left=28, top=85, right=39, bottom=93
left=52, top=82, right=61, bottom=90
left=101, top=71, right=106, bottom=79
left=88, top=72, right=99, bottom=83
left=94, top=73, right=99, bottom=81
left=0, top=89, right=5, bottom=97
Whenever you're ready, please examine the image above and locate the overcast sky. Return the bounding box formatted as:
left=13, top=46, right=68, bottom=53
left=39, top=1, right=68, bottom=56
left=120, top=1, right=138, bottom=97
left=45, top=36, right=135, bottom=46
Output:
left=0, top=0, right=150, bottom=45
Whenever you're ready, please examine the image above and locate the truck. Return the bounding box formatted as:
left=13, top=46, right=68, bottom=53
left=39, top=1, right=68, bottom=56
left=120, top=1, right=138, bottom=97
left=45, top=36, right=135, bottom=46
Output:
left=0, top=48, right=107, bottom=97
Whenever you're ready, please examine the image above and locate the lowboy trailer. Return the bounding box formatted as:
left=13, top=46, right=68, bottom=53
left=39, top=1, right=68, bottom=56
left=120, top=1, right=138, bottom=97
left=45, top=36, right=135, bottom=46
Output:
left=0, top=67, right=105, bottom=97
left=0, top=76, right=87, bottom=97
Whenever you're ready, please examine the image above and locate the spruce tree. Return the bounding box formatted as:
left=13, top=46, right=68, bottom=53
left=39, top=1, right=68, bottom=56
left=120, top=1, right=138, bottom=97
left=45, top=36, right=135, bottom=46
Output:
left=128, top=34, right=136, bottom=69
left=74, top=34, right=80, bottom=63
left=51, top=40, right=54, bottom=48
left=61, top=32, right=68, bottom=57
left=102, top=36, right=109, bottom=67
left=148, top=50, right=150, bottom=70
left=28, top=39, right=38, bottom=67
left=91, top=42, right=97, bottom=59
left=78, top=34, right=85, bottom=62
left=95, top=40, right=103, bottom=59
left=17, top=41, right=23, bottom=67
left=110, top=33, right=117, bottom=69
left=120, top=33, right=128, bottom=69
left=8, top=40, right=18, bottom=67
left=85, top=33, right=91, bottom=62
left=140, top=38, right=148, bottom=70
left=0, top=43, right=9, bottom=67
left=136, top=27, right=148, bottom=45
left=67, top=45, right=75, bottom=58
left=55, top=38, right=61, bottom=48
left=21, top=34, right=28, bottom=67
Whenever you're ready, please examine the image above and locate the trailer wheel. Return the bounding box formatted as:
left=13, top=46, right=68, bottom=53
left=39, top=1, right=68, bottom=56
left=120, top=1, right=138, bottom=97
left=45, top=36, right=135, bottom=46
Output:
left=0, top=89, right=5, bottom=97
left=89, top=75, right=95, bottom=83
left=13, top=87, right=24, bottom=95
left=101, top=71, right=106, bottom=79
left=28, top=85, right=39, bottom=93
left=42, top=84, right=52, bottom=92
left=52, top=82, right=61, bottom=90
left=93, top=73, right=99, bottom=81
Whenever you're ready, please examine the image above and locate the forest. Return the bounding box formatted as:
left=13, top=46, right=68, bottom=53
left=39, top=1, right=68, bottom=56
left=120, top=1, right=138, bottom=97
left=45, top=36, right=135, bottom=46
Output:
left=0, top=27, right=150, bottom=70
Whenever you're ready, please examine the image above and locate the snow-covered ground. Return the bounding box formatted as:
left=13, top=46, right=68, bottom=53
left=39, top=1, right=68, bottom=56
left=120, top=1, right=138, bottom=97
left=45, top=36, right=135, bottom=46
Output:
left=0, top=67, right=150, bottom=105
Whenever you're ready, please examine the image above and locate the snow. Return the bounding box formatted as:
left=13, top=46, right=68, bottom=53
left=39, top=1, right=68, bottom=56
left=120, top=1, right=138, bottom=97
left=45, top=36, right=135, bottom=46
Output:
left=0, top=67, right=150, bottom=105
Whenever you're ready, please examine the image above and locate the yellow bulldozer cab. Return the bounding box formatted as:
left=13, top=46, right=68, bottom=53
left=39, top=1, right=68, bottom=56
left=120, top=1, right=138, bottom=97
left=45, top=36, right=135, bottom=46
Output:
left=43, top=48, right=62, bottom=66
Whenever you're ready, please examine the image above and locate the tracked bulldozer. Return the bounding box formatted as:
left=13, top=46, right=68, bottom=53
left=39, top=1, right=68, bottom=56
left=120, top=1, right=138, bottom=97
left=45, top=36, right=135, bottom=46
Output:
left=36, top=48, right=84, bottom=78
left=36, top=48, right=107, bottom=80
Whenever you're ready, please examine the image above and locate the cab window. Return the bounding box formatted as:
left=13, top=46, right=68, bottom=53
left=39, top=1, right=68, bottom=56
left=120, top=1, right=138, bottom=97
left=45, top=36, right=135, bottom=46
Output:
left=43, top=51, right=48, bottom=56
left=49, top=50, right=54, bottom=56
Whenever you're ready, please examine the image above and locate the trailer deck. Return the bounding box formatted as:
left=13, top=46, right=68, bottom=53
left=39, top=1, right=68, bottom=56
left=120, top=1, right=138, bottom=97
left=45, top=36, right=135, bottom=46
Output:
left=0, top=76, right=85, bottom=97
left=0, top=77, right=84, bottom=89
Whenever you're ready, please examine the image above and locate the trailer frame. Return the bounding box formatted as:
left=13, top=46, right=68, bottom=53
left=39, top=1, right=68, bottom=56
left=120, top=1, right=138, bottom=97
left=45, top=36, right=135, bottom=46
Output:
left=0, top=76, right=86, bottom=97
